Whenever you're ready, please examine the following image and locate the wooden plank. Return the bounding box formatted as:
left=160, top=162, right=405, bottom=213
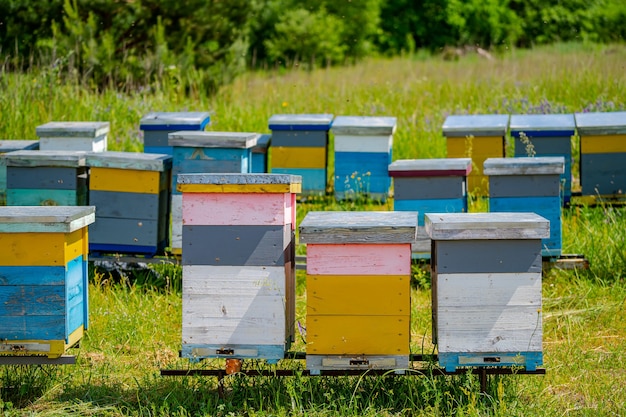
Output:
left=580, top=153, right=626, bottom=196
left=7, top=166, right=81, bottom=190
left=307, top=355, right=409, bottom=372
left=433, top=240, right=542, bottom=274
left=181, top=224, right=292, bottom=266
left=334, top=135, right=393, bottom=153
left=0, top=229, right=86, bottom=266
left=306, top=315, right=410, bottom=355
left=307, top=274, right=409, bottom=315
left=90, top=167, right=164, bottom=193
left=581, top=134, right=626, bottom=154
left=269, top=168, right=326, bottom=194
left=182, top=192, right=292, bottom=226
left=575, top=111, right=626, bottom=135
left=388, top=158, right=472, bottom=177
left=177, top=173, right=302, bottom=194
left=0, top=316, right=66, bottom=342
left=394, top=198, right=467, bottom=226
left=446, top=136, right=505, bottom=157
left=86, top=151, right=171, bottom=171
left=270, top=146, right=326, bottom=168
left=509, top=114, right=575, bottom=134
left=89, top=217, right=159, bottom=247
left=36, top=121, right=109, bottom=138
left=89, top=191, right=163, bottom=220
left=6, top=188, right=86, bottom=206
left=0, top=265, right=66, bottom=285
left=513, top=136, right=572, bottom=155
left=172, top=147, right=250, bottom=177
left=4, top=150, right=86, bottom=168
left=425, top=212, right=550, bottom=240
left=488, top=174, right=561, bottom=197
left=442, top=114, right=509, bottom=137
left=0, top=140, right=39, bottom=152
left=0, top=206, right=95, bottom=233
left=139, top=111, right=211, bottom=129
left=143, top=131, right=171, bottom=148
left=439, top=351, right=542, bottom=372
left=270, top=131, right=327, bottom=148
left=40, top=136, right=106, bottom=152
left=331, top=116, right=397, bottom=136
left=484, top=157, right=565, bottom=176
left=168, top=131, right=259, bottom=149
left=268, top=113, right=333, bottom=130
left=182, top=344, right=285, bottom=361
left=334, top=151, right=392, bottom=198
left=171, top=194, right=183, bottom=252
left=0, top=285, right=65, bottom=315
left=299, top=211, right=418, bottom=244
left=305, top=244, right=412, bottom=275
left=394, top=176, right=466, bottom=200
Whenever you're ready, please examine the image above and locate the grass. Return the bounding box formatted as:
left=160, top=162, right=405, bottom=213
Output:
left=1, top=42, right=626, bottom=415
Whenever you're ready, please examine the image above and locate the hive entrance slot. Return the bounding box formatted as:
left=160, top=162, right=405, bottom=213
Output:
left=216, top=348, right=234, bottom=355
left=483, top=357, right=501, bottom=363
left=349, top=359, right=369, bottom=366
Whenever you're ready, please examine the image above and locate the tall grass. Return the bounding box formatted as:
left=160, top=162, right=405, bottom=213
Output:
left=1, top=43, right=626, bottom=416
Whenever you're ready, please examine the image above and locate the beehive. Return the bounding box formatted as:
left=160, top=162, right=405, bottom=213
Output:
left=140, top=111, right=211, bottom=155
left=168, top=131, right=259, bottom=254
left=0, top=206, right=95, bottom=358
left=299, top=211, right=417, bottom=374
left=442, top=114, right=509, bottom=196
left=332, top=116, right=397, bottom=201
left=484, top=157, right=564, bottom=257
left=177, top=173, right=301, bottom=362
left=5, top=150, right=87, bottom=206
left=86, top=151, right=172, bottom=256
left=574, top=111, right=626, bottom=200
left=251, top=134, right=271, bottom=173
left=268, top=114, right=333, bottom=195
left=389, top=158, right=471, bottom=258
left=0, top=140, right=39, bottom=205
left=426, top=212, right=549, bottom=372
left=509, top=114, right=575, bottom=205
left=36, top=122, right=109, bottom=152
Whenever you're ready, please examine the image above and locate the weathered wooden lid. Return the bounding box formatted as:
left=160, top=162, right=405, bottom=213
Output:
left=0, top=206, right=95, bottom=233
left=139, top=112, right=211, bottom=130
left=331, top=116, right=397, bottom=136
left=389, top=158, right=472, bottom=177
left=483, top=156, right=565, bottom=176
left=36, top=122, right=110, bottom=138
left=509, top=114, right=575, bottom=137
left=575, top=111, right=626, bottom=135
left=299, top=211, right=418, bottom=244
left=4, top=150, right=86, bottom=167
left=86, top=151, right=172, bottom=171
left=252, top=134, right=271, bottom=154
left=442, top=114, right=509, bottom=137
left=269, top=114, right=334, bottom=131
left=177, top=173, right=302, bottom=194
left=168, top=131, right=259, bottom=149
left=0, top=140, right=39, bottom=153
left=425, top=212, right=549, bottom=240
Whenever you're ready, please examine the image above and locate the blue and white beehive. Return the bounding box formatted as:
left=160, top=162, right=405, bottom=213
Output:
left=36, top=122, right=110, bottom=152
left=574, top=111, right=626, bottom=200
left=168, top=131, right=259, bottom=254
left=332, top=116, right=396, bottom=201
left=484, top=157, right=565, bottom=257
left=4, top=150, right=88, bottom=206
left=426, top=212, right=549, bottom=372
left=389, top=158, right=472, bottom=257
left=0, top=206, right=94, bottom=358
left=509, top=114, right=575, bottom=204
left=140, top=111, right=211, bottom=155
left=86, top=151, right=172, bottom=256
left=0, top=140, right=39, bottom=205
left=268, top=114, right=333, bottom=195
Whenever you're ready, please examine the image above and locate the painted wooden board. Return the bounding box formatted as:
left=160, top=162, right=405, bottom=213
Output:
left=388, top=158, right=472, bottom=177
left=484, top=157, right=565, bottom=176
left=438, top=351, right=542, bottom=372
left=509, top=114, right=575, bottom=136
left=36, top=121, right=110, bottom=138
left=7, top=166, right=85, bottom=190
left=143, top=131, right=171, bottom=148
left=268, top=114, right=334, bottom=131
left=270, top=146, right=326, bottom=168
left=306, top=355, right=409, bottom=373
left=140, top=111, right=211, bottom=130
left=0, top=206, right=95, bottom=233
left=334, top=151, right=392, bottom=198
left=442, top=114, right=509, bottom=137
left=432, top=240, right=543, bottom=273
left=182, top=265, right=288, bottom=346
left=446, top=136, right=506, bottom=157
left=394, top=198, right=466, bottom=226
left=171, top=147, right=251, bottom=181
left=580, top=134, right=626, bottom=154
left=168, top=131, right=259, bottom=149
left=177, top=173, right=302, bottom=194
left=270, top=131, right=327, bottom=148
left=89, top=191, right=164, bottom=220
left=425, top=212, right=550, bottom=241
left=171, top=194, right=183, bottom=252
left=0, top=228, right=88, bottom=266
left=269, top=168, right=326, bottom=194
left=0, top=140, right=39, bottom=153
left=334, top=135, right=393, bottom=153
left=182, top=192, right=293, bottom=226
left=181, top=224, right=292, bottom=266
left=305, top=244, right=412, bottom=275
left=513, top=136, right=572, bottom=155
left=144, top=145, right=174, bottom=155
left=307, top=275, right=409, bottom=315
left=488, top=174, right=561, bottom=198
left=575, top=111, right=626, bottom=135
left=39, top=136, right=106, bottom=152
left=331, top=116, right=397, bottom=136
left=580, top=153, right=626, bottom=195
left=4, top=150, right=86, bottom=168
left=0, top=326, right=83, bottom=358
left=437, top=273, right=542, bottom=352
left=90, top=167, right=166, bottom=193
left=251, top=134, right=270, bottom=173
left=306, top=315, right=410, bottom=355
left=89, top=218, right=159, bottom=246
left=7, top=188, right=87, bottom=207
left=299, top=211, right=418, bottom=244
left=86, top=151, right=171, bottom=171
left=393, top=177, right=466, bottom=200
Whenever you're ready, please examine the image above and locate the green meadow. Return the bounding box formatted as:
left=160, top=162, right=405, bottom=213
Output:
left=1, top=43, right=626, bottom=416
